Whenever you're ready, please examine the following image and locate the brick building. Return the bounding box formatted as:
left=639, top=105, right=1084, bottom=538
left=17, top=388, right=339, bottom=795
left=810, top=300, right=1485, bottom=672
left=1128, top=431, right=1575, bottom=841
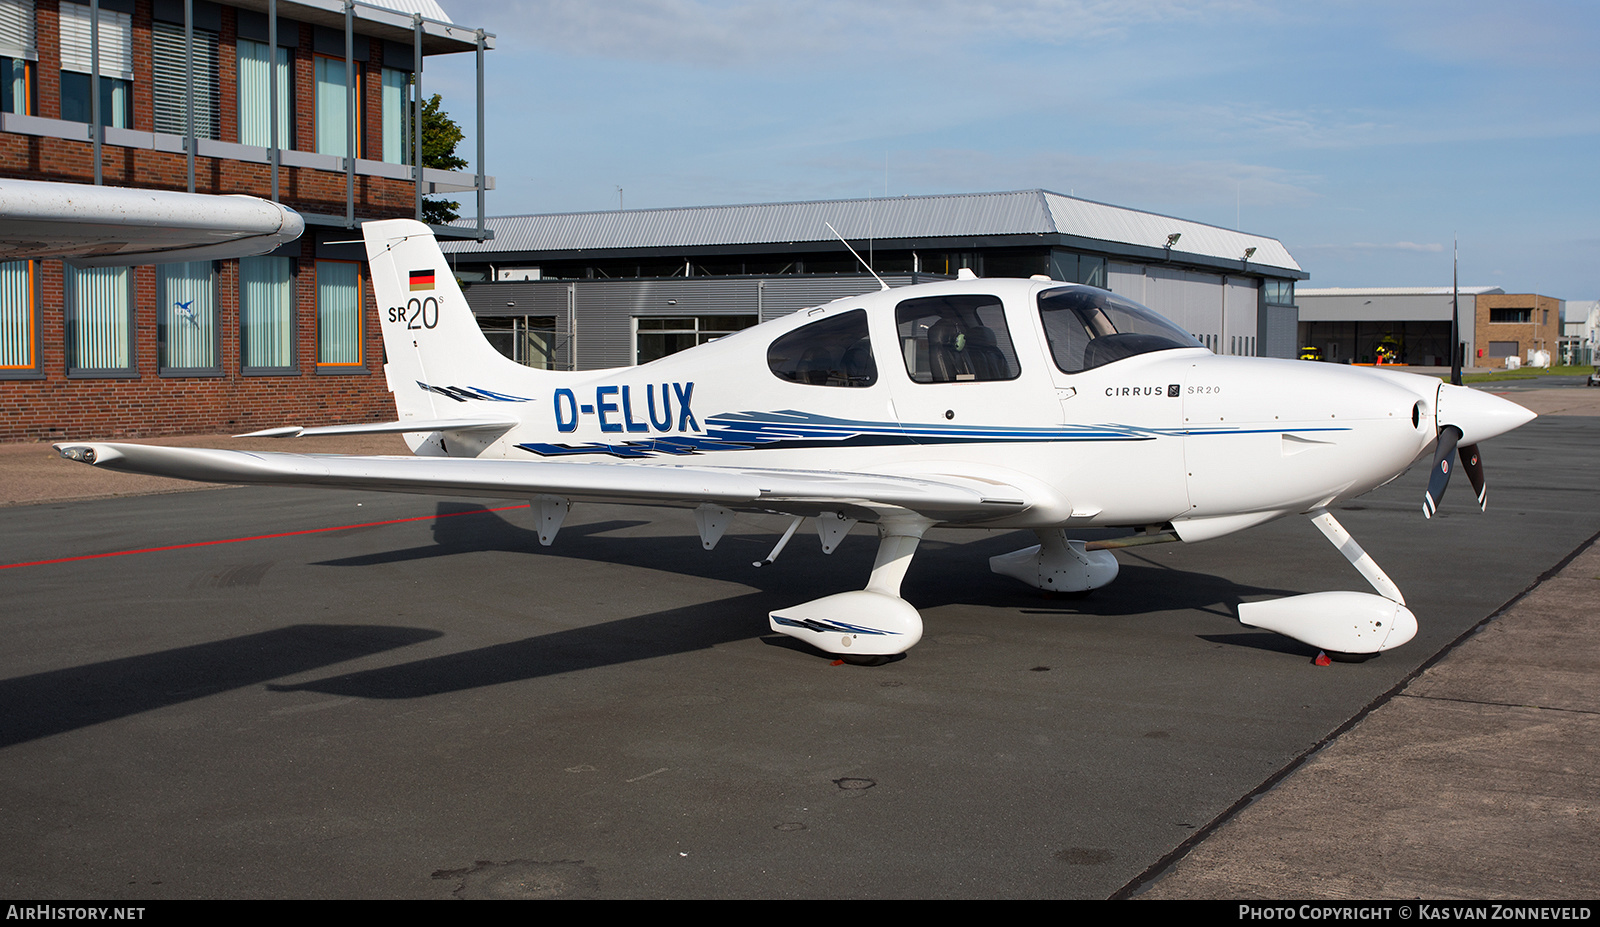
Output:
left=1474, top=293, right=1562, bottom=369
left=0, top=0, right=494, bottom=442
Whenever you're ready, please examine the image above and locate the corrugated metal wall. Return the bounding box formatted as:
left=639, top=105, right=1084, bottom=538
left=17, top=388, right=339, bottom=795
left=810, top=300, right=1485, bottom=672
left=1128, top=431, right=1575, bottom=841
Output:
left=1259, top=304, right=1299, bottom=359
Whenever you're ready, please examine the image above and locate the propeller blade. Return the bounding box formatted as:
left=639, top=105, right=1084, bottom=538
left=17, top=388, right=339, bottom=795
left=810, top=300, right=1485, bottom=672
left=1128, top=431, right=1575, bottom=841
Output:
left=1423, top=425, right=1462, bottom=519
left=1459, top=443, right=1486, bottom=511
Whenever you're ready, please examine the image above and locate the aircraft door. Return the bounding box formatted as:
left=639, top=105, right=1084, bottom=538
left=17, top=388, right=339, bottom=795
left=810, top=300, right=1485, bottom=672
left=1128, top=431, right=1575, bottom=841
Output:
left=882, top=292, right=1060, bottom=448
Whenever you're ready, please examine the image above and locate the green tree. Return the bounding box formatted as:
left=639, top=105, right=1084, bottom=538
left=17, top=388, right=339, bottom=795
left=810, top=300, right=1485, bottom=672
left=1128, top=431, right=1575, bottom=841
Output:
left=420, top=93, right=467, bottom=225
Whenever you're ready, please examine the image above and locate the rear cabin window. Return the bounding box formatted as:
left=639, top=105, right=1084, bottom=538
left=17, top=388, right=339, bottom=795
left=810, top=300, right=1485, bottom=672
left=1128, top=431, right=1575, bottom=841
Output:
left=767, top=309, right=877, bottom=387
left=895, top=294, right=1020, bottom=383
left=1038, top=287, right=1202, bottom=374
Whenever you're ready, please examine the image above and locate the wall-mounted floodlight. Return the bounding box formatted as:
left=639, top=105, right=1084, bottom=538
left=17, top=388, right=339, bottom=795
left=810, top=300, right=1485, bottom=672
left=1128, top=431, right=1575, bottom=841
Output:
left=1165, top=233, right=1182, bottom=249
left=1242, top=247, right=1256, bottom=261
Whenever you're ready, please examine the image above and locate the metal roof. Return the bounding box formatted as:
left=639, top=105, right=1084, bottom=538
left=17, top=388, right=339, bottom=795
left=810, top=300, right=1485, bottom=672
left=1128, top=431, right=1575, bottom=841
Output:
left=1298, top=286, right=1505, bottom=297
left=444, top=189, right=1302, bottom=275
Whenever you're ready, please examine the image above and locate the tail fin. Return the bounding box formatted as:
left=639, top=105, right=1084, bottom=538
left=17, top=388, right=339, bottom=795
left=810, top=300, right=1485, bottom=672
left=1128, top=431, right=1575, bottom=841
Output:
left=363, top=219, right=544, bottom=420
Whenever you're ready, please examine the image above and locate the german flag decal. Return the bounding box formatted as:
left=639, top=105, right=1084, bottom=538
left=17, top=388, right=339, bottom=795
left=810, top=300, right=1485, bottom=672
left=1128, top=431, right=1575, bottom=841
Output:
left=409, top=269, right=436, bottom=291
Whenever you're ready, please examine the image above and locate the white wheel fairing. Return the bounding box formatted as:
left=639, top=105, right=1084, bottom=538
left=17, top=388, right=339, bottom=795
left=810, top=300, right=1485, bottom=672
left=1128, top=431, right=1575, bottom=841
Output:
left=1238, top=592, right=1418, bottom=654
left=769, top=591, right=924, bottom=656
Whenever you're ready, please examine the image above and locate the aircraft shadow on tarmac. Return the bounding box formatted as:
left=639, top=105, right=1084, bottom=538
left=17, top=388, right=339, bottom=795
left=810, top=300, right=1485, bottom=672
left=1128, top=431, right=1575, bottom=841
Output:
left=0, top=624, right=441, bottom=748
left=0, top=502, right=1306, bottom=742
left=257, top=501, right=1305, bottom=700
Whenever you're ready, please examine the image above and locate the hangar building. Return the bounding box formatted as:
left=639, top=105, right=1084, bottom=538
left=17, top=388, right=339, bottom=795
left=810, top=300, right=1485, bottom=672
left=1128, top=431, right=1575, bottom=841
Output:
left=442, top=189, right=1308, bottom=372
left=1297, top=287, right=1565, bottom=368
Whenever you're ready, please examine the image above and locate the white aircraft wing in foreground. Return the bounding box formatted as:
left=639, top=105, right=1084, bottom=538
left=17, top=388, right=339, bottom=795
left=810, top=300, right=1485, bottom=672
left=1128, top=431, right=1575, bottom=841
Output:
left=0, top=178, right=303, bottom=265
left=56, top=219, right=1535, bottom=664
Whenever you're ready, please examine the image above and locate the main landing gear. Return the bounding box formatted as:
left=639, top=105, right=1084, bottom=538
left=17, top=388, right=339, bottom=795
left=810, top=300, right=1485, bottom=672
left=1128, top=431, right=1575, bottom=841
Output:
left=768, top=515, right=932, bottom=662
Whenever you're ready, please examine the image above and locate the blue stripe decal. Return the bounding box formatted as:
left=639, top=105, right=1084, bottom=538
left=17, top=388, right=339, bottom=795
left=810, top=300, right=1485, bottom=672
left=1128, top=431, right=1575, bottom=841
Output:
left=516, top=409, right=1348, bottom=459
left=418, top=382, right=533, bottom=403
left=771, top=615, right=898, bottom=636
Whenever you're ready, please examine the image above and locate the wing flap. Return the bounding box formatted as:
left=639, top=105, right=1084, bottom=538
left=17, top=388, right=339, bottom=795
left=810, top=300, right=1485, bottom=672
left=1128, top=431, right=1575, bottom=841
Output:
left=54, top=443, right=1032, bottom=519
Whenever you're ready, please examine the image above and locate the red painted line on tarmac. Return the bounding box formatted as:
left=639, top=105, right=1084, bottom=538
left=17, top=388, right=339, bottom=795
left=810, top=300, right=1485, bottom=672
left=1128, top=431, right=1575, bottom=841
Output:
left=1, top=503, right=531, bottom=571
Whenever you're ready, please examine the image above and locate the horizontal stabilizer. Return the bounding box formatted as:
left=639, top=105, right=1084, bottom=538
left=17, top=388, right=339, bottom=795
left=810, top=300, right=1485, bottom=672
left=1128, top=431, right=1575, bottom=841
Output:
left=235, top=418, right=520, bottom=438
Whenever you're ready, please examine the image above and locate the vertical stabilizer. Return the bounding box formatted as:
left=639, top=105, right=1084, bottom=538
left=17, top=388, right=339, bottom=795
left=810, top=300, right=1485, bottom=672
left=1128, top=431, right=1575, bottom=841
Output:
left=363, top=219, right=544, bottom=423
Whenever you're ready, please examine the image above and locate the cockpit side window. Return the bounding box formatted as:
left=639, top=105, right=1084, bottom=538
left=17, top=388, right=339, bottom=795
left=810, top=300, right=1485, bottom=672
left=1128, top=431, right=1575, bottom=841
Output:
left=895, top=294, right=1020, bottom=384
left=767, top=308, right=877, bottom=387
left=1038, top=287, right=1202, bottom=374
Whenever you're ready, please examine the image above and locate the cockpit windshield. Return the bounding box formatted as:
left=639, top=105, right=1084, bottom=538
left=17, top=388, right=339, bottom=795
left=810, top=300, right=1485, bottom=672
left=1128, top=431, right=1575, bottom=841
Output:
left=1037, top=287, right=1203, bottom=374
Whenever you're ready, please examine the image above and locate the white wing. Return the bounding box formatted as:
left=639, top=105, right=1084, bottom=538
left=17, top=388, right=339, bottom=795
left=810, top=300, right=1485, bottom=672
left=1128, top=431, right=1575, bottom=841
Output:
left=54, top=443, right=1031, bottom=524
left=0, top=178, right=302, bottom=265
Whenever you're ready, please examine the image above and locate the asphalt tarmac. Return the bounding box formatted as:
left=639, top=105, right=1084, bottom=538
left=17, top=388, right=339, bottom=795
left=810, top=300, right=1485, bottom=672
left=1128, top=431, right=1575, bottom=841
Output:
left=1, top=387, right=1595, bottom=900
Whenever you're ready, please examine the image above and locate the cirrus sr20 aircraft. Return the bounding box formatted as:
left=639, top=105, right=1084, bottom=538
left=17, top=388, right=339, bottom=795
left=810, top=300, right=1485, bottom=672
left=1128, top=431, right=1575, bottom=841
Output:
left=56, top=219, right=1536, bottom=664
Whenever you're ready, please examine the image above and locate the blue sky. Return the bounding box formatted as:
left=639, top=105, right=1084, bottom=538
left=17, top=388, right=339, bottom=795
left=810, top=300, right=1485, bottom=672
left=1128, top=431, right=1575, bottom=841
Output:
left=425, top=0, right=1598, bottom=304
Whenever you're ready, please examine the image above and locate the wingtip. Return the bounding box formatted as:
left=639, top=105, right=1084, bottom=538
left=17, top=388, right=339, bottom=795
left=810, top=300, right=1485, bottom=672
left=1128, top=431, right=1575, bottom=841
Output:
left=54, top=443, right=121, bottom=466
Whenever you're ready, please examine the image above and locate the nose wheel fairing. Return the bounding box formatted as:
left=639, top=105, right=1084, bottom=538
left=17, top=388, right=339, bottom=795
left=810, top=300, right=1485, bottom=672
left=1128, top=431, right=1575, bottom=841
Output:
left=1238, top=509, right=1417, bottom=655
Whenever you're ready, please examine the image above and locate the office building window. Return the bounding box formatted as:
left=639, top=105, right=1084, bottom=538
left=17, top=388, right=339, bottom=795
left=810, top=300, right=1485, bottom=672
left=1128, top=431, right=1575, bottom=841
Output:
left=0, top=0, right=35, bottom=116
left=65, top=264, right=132, bottom=374
left=0, top=0, right=35, bottom=115
left=481, top=316, right=555, bottom=368
left=237, top=39, right=291, bottom=148
left=151, top=22, right=218, bottom=138
left=380, top=66, right=409, bottom=164
left=316, top=260, right=363, bottom=366
left=58, top=2, right=131, bottom=128
left=314, top=55, right=360, bottom=158
left=635, top=315, right=756, bottom=364
left=0, top=260, right=34, bottom=372
left=1, top=56, right=29, bottom=113
left=1049, top=251, right=1107, bottom=288
left=158, top=261, right=218, bottom=372
left=240, top=256, right=294, bottom=370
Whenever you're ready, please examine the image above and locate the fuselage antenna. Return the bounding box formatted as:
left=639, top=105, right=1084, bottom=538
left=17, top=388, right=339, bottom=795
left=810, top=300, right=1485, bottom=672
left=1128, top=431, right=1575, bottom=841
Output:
left=826, top=222, right=889, bottom=291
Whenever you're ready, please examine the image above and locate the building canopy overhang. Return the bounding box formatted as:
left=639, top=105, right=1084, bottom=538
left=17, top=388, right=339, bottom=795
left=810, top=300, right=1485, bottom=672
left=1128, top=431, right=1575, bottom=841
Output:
left=228, top=0, right=494, bottom=56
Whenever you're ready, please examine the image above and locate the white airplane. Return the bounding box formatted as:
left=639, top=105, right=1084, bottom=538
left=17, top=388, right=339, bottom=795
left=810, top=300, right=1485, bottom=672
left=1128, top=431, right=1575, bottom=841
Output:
left=55, top=219, right=1536, bottom=664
